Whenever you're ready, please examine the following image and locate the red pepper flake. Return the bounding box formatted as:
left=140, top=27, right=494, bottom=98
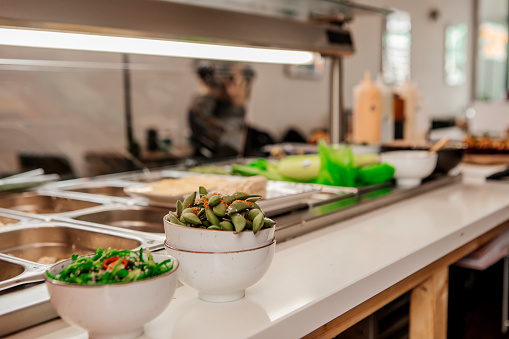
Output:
left=102, top=257, right=128, bottom=270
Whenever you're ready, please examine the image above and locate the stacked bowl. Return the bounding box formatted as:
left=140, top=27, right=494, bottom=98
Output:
left=163, top=190, right=276, bottom=303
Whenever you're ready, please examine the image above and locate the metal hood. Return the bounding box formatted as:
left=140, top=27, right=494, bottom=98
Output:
left=0, top=0, right=389, bottom=58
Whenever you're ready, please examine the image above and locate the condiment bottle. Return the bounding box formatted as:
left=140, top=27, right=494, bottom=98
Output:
left=393, top=93, right=405, bottom=140
left=352, top=71, right=382, bottom=144
left=394, top=78, right=424, bottom=142
left=376, top=74, right=394, bottom=143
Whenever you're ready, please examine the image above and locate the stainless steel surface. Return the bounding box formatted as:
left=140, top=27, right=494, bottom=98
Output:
left=116, top=169, right=194, bottom=183
left=71, top=205, right=168, bottom=233
left=0, top=222, right=148, bottom=263
left=0, top=254, right=47, bottom=292
left=0, top=220, right=166, bottom=336
left=0, top=192, right=101, bottom=215
left=0, top=168, right=45, bottom=183
left=274, top=174, right=461, bottom=243
left=0, top=0, right=391, bottom=57
left=330, top=56, right=342, bottom=144
left=0, top=257, right=24, bottom=282
left=259, top=181, right=356, bottom=216
left=64, top=185, right=130, bottom=197
left=0, top=214, right=22, bottom=226
left=110, top=169, right=357, bottom=215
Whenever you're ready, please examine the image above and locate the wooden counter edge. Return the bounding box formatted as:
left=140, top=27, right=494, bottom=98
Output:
left=303, top=220, right=509, bottom=339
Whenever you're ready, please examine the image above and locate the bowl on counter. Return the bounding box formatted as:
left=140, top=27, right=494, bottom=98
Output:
left=162, top=188, right=277, bottom=302
left=44, top=252, right=179, bottom=339
left=380, top=150, right=438, bottom=188
left=164, top=239, right=275, bottom=303
left=381, top=140, right=466, bottom=174
left=163, top=215, right=275, bottom=252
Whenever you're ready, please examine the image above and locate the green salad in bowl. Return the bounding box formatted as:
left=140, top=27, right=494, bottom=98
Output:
left=46, top=247, right=174, bottom=285
left=45, top=247, right=179, bottom=339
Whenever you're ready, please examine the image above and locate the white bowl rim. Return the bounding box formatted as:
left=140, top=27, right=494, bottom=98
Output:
left=381, top=150, right=438, bottom=158
left=44, top=253, right=179, bottom=288
left=163, top=214, right=276, bottom=234
left=164, top=239, right=276, bottom=254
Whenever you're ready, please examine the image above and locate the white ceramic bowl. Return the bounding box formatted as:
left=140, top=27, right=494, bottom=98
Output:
left=164, top=240, right=276, bottom=303
left=163, top=216, right=275, bottom=252
left=380, top=150, right=438, bottom=187
left=45, top=253, right=179, bottom=339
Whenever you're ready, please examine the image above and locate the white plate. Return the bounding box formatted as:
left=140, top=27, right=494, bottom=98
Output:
left=124, top=183, right=185, bottom=206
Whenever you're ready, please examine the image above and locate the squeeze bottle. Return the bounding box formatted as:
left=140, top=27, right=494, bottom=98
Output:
left=352, top=71, right=382, bottom=144
left=394, top=79, right=427, bottom=142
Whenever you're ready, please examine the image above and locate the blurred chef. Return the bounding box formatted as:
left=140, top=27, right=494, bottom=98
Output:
left=188, top=61, right=255, bottom=158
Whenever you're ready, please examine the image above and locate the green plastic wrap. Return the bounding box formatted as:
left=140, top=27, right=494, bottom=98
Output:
left=315, top=140, right=357, bottom=187
left=314, top=141, right=394, bottom=187
left=356, top=163, right=395, bottom=186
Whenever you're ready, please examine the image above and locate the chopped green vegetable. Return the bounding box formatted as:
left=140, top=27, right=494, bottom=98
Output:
left=46, top=248, right=174, bottom=285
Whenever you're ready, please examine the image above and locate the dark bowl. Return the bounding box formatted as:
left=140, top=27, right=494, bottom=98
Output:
left=381, top=140, right=467, bottom=174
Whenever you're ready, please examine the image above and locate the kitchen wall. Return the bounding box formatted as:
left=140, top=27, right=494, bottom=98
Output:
left=343, top=0, right=475, bottom=118
left=0, top=0, right=475, bottom=177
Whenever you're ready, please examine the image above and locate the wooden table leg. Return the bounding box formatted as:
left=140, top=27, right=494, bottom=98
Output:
left=409, top=267, right=449, bottom=339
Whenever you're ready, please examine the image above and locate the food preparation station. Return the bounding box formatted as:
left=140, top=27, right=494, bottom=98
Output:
left=0, top=164, right=469, bottom=337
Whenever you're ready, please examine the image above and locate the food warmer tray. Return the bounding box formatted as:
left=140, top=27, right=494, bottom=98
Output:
left=0, top=220, right=166, bottom=337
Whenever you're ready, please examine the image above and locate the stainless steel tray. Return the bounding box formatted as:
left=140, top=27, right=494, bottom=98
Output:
left=0, top=221, right=159, bottom=265
left=41, top=178, right=138, bottom=203
left=66, top=204, right=169, bottom=234
left=0, top=191, right=105, bottom=219
left=0, top=254, right=47, bottom=292
left=0, top=220, right=166, bottom=336
left=110, top=169, right=358, bottom=214
left=41, top=170, right=359, bottom=216
left=0, top=211, right=37, bottom=227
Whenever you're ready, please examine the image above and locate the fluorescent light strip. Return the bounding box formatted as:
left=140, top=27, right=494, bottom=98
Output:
left=0, top=28, right=317, bottom=65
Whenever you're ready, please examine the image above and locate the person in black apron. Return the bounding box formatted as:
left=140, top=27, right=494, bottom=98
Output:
left=188, top=61, right=256, bottom=158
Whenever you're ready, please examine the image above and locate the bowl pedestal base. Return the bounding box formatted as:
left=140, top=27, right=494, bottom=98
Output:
left=89, top=327, right=143, bottom=339
left=396, top=178, right=422, bottom=187
left=199, top=290, right=245, bottom=303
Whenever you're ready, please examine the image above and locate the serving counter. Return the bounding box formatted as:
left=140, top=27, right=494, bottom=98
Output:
left=5, top=179, right=509, bottom=339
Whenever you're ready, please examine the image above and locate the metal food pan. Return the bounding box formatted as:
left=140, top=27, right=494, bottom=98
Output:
left=0, top=254, right=47, bottom=292
left=0, top=192, right=103, bottom=216
left=0, top=222, right=151, bottom=264
left=0, top=213, right=24, bottom=227
left=70, top=205, right=169, bottom=234
left=46, top=179, right=136, bottom=198
left=115, top=169, right=192, bottom=183
left=62, top=185, right=130, bottom=197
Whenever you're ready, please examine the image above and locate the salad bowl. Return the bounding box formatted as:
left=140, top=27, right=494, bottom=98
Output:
left=45, top=251, right=179, bottom=339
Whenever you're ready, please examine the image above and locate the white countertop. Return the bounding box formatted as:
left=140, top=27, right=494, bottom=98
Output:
left=7, top=181, right=509, bottom=339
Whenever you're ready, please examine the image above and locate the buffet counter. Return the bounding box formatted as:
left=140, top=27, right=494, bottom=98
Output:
left=6, top=180, right=509, bottom=339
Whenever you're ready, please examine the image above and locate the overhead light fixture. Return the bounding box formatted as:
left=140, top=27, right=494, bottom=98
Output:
left=0, top=27, right=318, bottom=65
